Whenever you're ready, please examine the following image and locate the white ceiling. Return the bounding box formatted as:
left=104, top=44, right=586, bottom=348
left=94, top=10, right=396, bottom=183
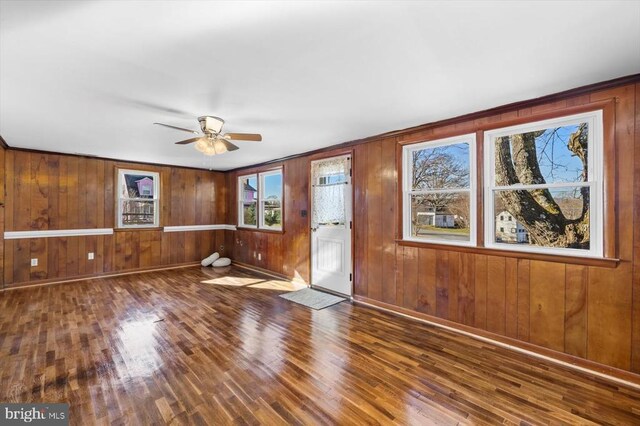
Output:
left=1, top=1, right=639, bottom=171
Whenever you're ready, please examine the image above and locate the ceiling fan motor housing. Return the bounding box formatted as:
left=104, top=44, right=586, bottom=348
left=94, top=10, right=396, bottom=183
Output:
left=199, top=116, right=224, bottom=134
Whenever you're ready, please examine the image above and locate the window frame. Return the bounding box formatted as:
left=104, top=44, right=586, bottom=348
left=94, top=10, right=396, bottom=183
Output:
left=238, top=173, right=259, bottom=229
left=237, top=167, right=284, bottom=231
left=116, top=168, right=160, bottom=229
left=259, top=169, right=283, bottom=230
left=483, top=110, right=604, bottom=258
left=401, top=133, right=477, bottom=247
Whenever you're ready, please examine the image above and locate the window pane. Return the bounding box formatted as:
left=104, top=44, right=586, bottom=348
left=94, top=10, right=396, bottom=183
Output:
left=121, top=173, right=156, bottom=199
left=241, top=176, right=258, bottom=203
left=263, top=173, right=282, bottom=200
left=412, top=142, right=470, bottom=190
left=410, top=192, right=470, bottom=241
left=121, top=200, right=155, bottom=225
left=262, top=200, right=282, bottom=229
left=242, top=202, right=257, bottom=226
left=493, top=186, right=590, bottom=249
left=494, top=123, right=588, bottom=186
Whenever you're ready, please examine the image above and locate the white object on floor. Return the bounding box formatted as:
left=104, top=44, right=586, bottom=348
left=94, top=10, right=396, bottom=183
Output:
left=201, top=252, right=220, bottom=267
left=212, top=257, right=231, bottom=267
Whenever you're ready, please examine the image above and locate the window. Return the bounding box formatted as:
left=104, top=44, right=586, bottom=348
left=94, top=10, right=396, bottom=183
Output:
left=402, top=134, right=476, bottom=245
left=117, top=169, right=159, bottom=228
left=238, top=168, right=283, bottom=230
left=484, top=110, right=603, bottom=257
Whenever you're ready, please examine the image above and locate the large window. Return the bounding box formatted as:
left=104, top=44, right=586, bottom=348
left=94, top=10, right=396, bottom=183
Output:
left=238, top=168, right=283, bottom=230
left=402, top=134, right=476, bottom=246
left=484, top=110, right=603, bottom=257
left=117, top=169, right=160, bottom=228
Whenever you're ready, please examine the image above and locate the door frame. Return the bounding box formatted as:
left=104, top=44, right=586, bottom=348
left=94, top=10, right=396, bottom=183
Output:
left=308, top=148, right=355, bottom=297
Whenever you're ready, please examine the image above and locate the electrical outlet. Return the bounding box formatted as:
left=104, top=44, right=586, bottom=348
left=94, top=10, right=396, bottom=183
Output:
left=88, top=252, right=94, bottom=260
left=258, top=253, right=262, bottom=261
left=31, top=258, right=38, bottom=267
left=219, top=244, right=224, bottom=252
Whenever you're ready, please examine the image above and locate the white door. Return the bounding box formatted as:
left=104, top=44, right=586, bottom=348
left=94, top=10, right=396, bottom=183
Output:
left=310, top=155, right=352, bottom=296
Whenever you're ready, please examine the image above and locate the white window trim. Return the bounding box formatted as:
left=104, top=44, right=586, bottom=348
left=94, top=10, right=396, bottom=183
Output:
left=259, top=168, right=283, bottom=230
left=117, top=169, right=160, bottom=229
left=237, top=168, right=283, bottom=230
left=402, top=133, right=477, bottom=247
left=483, top=110, right=604, bottom=258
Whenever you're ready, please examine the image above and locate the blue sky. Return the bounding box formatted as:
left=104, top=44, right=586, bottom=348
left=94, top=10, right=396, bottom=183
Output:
left=530, top=124, right=586, bottom=183
left=263, top=174, right=282, bottom=199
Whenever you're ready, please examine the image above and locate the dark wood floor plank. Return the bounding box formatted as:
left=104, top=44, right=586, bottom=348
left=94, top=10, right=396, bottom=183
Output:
left=0, top=266, right=639, bottom=425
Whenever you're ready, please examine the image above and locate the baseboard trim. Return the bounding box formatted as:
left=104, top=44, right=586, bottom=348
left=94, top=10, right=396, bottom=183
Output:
left=1, top=262, right=200, bottom=291
left=353, top=295, right=640, bottom=391
left=232, top=261, right=308, bottom=284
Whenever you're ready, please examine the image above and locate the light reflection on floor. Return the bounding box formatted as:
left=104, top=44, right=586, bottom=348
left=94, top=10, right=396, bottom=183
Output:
left=201, top=276, right=267, bottom=286
left=116, top=319, right=162, bottom=379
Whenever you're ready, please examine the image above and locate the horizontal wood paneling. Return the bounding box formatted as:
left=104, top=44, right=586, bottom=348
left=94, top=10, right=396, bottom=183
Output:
left=225, top=82, right=640, bottom=374
left=3, top=152, right=227, bottom=287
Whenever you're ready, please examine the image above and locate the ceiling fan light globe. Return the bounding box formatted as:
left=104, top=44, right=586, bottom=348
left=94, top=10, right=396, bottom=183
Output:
left=194, top=139, right=208, bottom=153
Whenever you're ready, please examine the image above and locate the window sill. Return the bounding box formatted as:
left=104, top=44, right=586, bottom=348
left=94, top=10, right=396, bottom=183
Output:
left=236, top=226, right=284, bottom=234
left=114, top=227, right=164, bottom=232
left=396, top=239, right=620, bottom=268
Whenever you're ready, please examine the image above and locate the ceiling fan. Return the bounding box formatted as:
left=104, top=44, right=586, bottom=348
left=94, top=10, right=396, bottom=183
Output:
left=154, top=116, right=262, bottom=155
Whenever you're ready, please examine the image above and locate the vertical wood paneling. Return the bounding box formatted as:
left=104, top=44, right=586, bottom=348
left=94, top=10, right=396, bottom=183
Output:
left=2, top=81, right=638, bottom=375
left=0, top=145, right=4, bottom=287
left=565, top=264, right=588, bottom=358
left=516, top=259, right=530, bottom=341
left=505, top=258, right=518, bottom=338
left=366, top=141, right=383, bottom=301
left=633, top=82, right=640, bottom=373
left=435, top=251, right=450, bottom=319
left=457, top=252, right=475, bottom=326
left=588, top=264, right=633, bottom=370
left=4, top=153, right=227, bottom=286
left=486, top=256, right=506, bottom=335
left=402, top=247, right=418, bottom=310
left=416, top=248, right=436, bottom=315
left=354, top=145, right=368, bottom=296
left=530, top=261, right=566, bottom=351
left=474, top=254, right=488, bottom=330
left=381, top=138, right=397, bottom=305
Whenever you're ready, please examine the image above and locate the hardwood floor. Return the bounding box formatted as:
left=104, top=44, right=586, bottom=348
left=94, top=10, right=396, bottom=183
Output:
left=0, top=266, right=639, bottom=425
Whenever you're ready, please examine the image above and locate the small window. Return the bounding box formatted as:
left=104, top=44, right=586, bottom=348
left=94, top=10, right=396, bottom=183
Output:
left=500, top=215, right=504, bottom=221
left=117, top=169, right=160, bottom=228
left=238, top=168, right=283, bottom=230
left=402, top=134, right=476, bottom=246
left=484, top=110, right=603, bottom=257
left=508, top=215, right=513, bottom=221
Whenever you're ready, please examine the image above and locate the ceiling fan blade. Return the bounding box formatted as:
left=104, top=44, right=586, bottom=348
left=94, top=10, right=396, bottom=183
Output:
left=214, top=138, right=239, bottom=153
left=223, top=133, right=262, bottom=142
left=154, top=123, right=199, bottom=134
left=175, top=137, right=202, bottom=145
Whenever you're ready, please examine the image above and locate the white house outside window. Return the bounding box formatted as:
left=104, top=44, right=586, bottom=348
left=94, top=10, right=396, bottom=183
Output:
left=402, top=134, right=477, bottom=246
left=117, top=169, right=160, bottom=228
left=484, top=110, right=603, bottom=257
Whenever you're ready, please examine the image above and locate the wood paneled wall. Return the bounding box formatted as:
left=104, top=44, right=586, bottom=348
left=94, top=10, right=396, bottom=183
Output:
left=227, top=82, right=640, bottom=373
left=0, top=143, right=5, bottom=287
left=2, top=151, right=228, bottom=287
left=226, top=157, right=311, bottom=282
